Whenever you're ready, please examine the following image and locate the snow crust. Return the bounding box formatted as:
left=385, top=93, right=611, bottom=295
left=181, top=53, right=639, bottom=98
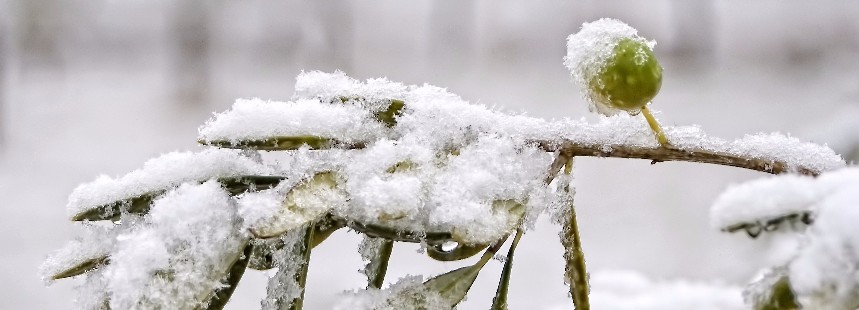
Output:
left=67, top=148, right=275, bottom=218
left=564, top=18, right=655, bottom=115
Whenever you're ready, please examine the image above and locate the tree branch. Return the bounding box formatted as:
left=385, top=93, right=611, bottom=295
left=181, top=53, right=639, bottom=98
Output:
left=534, top=140, right=821, bottom=176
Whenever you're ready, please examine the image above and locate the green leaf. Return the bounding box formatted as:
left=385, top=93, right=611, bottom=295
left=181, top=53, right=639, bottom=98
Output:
left=491, top=229, right=523, bottom=310
left=205, top=242, right=253, bottom=310
left=49, top=255, right=109, bottom=280
left=199, top=136, right=351, bottom=151
left=71, top=175, right=285, bottom=222
left=374, top=99, right=405, bottom=127
left=250, top=172, right=346, bottom=239
left=248, top=216, right=344, bottom=270
left=426, top=242, right=488, bottom=262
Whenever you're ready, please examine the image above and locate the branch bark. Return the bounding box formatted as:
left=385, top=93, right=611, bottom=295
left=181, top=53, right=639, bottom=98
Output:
left=534, top=140, right=821, bottom=176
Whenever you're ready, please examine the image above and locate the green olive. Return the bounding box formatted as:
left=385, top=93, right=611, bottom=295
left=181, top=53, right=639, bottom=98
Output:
left=589, top=38, right=662, bottom=112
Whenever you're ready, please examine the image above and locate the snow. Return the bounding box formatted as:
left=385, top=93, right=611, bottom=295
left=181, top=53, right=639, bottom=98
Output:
left=67, top=148, right=275, bottom=219
left=710, top=167, right=859, bottom=232
left=39, top=224, right=115, bottom=283
left=546, top=270, right=743, bottom=310
left=789, top=188, right=859, bottom=309
left=712, top=168, right=859, bottom=308
left=102, top=181, right=246, bottom=309
left=262, top=226, right=310, bottom=310
left=710, top=174, right=817, bottom=231
left=333, top=275, right=447, bottom=310
left=47, top=68, right=849, bottom=308
left=198, top=97, right=390, bottom=146
left=564, top=18, right=656, bottom=115
left=244, top=171, right=348, bottom=238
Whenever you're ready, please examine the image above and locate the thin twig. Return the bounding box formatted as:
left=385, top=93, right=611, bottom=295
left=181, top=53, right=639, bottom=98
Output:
left=560, top=158, right=589, bottom=310
left=534, top=140, right=821, bottom=176
left=369, top=239, right=394, bottom=289
left=491, top=228, right=524, bottom=310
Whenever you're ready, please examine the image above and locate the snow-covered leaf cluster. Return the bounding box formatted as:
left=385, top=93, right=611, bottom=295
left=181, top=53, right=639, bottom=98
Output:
left=43, top=66, right=847, bottom=309
left=712, top=167, right=859, bottom=309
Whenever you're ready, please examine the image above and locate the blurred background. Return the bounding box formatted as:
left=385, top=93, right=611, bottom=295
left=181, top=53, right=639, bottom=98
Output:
left=1, top=0, right=859, bottom=309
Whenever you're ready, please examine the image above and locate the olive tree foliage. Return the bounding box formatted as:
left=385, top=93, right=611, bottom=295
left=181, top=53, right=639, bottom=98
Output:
left=42, top=19, right=851, bottom=310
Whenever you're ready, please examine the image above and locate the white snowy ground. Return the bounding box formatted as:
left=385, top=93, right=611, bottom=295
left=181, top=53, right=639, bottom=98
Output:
left=3, top=50, right=859, bottom=309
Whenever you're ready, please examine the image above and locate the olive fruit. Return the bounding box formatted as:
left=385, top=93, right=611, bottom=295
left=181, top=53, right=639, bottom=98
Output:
left=589, top=38, right=662, bottom=114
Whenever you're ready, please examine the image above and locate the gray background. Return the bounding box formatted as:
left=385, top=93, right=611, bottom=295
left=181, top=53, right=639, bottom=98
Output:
left=1, top=1, right=858, bottom=309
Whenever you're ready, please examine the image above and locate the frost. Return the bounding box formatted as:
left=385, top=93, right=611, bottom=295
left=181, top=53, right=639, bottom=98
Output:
left=262, top=226, right=310, bottom=310
left=67, top=148, right=275, bottom=218
left=102, top=181, right=245, bottom=310
left=334, top=276, right=447, bottom=310
left=359, top=236, right=385, bottom=284
left=564, top=18, right=655, bottom=115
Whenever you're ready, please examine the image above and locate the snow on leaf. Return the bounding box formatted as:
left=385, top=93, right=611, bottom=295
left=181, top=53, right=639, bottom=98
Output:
left=40, top=225, right=115, bottom=282
left=67, top=148, right=275, bottom=220
left=102, top=181, right=245, bottom=310
left=246, top=171, right=346, bottom=239
left=198, top=97, right=389, bottom=147
left=711, top=167, right=859, bottom=236
left=788, top=188, right=859, bottom=309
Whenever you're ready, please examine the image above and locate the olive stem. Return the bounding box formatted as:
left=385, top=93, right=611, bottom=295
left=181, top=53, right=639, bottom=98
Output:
left=291, top=223, right=315, bottom=310
left=369, top=240, right=394, bottom=289
left=491, top=228, right=524, bottom=310
left=641, top=105, right=671, bottom=148
left=560, top=158, right=590, bottom=310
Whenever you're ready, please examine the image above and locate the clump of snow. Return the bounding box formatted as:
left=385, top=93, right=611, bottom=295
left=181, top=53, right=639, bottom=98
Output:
left=789, top=189, right=859, bottom=309
left=333, top=275, right=448, bottom=310
left=294, top=70, right=409, bottom=111
left=102, top=181, right=245, bottom=309
left=714, top=168, right=859, bottom=308
left=40, top=224, right=115, bottom=283
left=711, top=167, right=859, bottom=231
left=199, top=98, right=390, bottom=145
left=543, top=270, right=744, bottom=310
left=710, top=174, right=817, bottom=230
left=564, top=18, right=655, bottom=115
left=67, top=148, right=275, bottom=218
left=245, top=171, right=347, bottom=238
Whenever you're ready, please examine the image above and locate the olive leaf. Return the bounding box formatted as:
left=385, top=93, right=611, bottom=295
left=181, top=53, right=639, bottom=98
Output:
left=382, top=239, right=504, bottom=309
left=426, top=242, right=488, bottom=262
left=747, top=268, right=801, bottom=310
left=205, top=242, right=254, bottom=310
left=249, top=216, right=344, bottom=270
left=200, top=136, right=357, bottom=151
left=250, top=172, right=346, bottom=239
left=48, top=255, right=109, bottom=280
left=721, top=212, right=813, bottom=239
left=72, top=175, right=285, bottom=222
